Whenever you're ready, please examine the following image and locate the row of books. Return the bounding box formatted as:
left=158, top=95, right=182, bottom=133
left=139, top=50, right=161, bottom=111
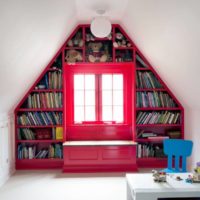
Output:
left=136, top=111, right=180, bottom=124
left=37, top=71, right=62, bottom=90
left=137, top=143, right=165, bottom=158
left=136, top=54, right=148, bottom=68
left=17, top=143, right=63, bottom=159
left=17, top=112, right=63, bottom=126
left=136, top=92, right=176, bottom=108
left=17, top=127, right=63, bottom=140
left=27, top=92, right=62, bottom=108
left=136, top=71, right=163, bottom=89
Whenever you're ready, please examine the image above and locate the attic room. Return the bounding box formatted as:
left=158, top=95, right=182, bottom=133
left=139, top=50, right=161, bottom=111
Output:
left=0, top=0, right=200, bottom=199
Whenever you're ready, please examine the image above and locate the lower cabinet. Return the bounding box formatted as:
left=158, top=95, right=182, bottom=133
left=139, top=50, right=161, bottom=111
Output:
left=63, top=141, right=137, bottom=172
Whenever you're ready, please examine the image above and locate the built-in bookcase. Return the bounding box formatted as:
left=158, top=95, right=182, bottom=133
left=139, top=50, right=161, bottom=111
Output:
left=135, top=51, right=183, bottom=168
left=15, top=53, right=64, bottom=169
left=15, top=24, right=184, bottom=170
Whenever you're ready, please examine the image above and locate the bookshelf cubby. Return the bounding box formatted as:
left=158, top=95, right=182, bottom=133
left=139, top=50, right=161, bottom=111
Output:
left=15, top=24, right=184, bottom=170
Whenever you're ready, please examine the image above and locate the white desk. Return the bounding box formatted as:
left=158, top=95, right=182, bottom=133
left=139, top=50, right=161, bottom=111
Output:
left=126, top=173, right=200, bottom=200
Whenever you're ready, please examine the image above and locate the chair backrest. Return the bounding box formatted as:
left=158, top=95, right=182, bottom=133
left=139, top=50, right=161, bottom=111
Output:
left=163, top=139, right=193, bottom=172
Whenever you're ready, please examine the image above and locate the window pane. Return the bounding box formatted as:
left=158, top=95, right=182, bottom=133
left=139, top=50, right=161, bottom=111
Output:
left=74, top=106, right=84, bottom=122
left=102, top=106, right=112, bottom=121
left=85, top=90, right=95, bottom=106
left=85, top=106, right=95, bottom=121
left=74, top=75, right=84, bottom=90
left=74, top=91, right=84, bottom=106
left=102, top=91, right=112, bottom=106
left=113, top=106, right=123, bottom=122
left=113, top=74, right=123, bottom=90
left=85, top=75, right=95, bottom=90
left=113, top=90, right=123, bottom=106
left=102, top=75, right=112, bottom=90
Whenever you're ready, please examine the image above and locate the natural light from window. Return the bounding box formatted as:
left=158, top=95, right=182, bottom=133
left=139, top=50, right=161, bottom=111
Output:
left=74, top=74, right=123, bottom=123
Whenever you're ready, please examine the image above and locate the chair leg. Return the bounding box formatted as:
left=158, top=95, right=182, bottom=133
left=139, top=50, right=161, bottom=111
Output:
left=175, top=156, right=180, bottom=172
left=182, top=156, right=187, bottom=172
left=168, top=155, right=173, bottom=170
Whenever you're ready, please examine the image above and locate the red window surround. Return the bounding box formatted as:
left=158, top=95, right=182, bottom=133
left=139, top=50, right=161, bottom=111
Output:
left=64, top=63, right=135, bottom=140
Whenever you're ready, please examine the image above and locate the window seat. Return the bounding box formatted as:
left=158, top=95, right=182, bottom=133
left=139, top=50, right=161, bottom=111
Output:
left=63, top=140, right=137, bottom=172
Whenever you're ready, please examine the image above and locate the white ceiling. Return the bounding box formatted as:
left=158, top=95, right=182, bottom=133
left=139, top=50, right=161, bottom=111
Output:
left=0, top=0, right=200, bottom=115
left=75, top=0, right=129, bottom=22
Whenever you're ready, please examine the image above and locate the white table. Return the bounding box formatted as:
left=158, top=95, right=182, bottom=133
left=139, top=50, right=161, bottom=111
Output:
left=126, top=173, right=200, bottom=200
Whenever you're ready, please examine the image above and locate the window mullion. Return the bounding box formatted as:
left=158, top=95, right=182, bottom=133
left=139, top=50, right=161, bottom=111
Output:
left=112, top=74, right=114, bottom=122
left=95, top=75, right=101, bottom=121
left=84, top=74, right=85, bottom=121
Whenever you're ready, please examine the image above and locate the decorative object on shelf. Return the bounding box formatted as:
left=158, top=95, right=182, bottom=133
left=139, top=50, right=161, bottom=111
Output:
left=67, top=30, right=83, bottom=47
left=90, top=10, right=112, bottom=38
left=35, top=129, right=52, bottom=140
left=65, top=49, right=83, bottom=63
left=152, top=170, right=167, bottom=182
left=87, top=42, right=108, bottom=62
left=113, top=32, right=132, bottom=48
left=166, top=130, right=181, bottom=139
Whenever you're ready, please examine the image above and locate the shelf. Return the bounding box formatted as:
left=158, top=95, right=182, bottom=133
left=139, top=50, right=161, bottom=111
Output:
left=136, top=107, right=181, bottom=111
left=65, top=47, right=83, bottom=50
left=17, top=108, right=63, bottom=112
left=136, top=124, right=182, bottom=127
left=114, top=47, right=133, bottom=50
left=136, top=88, right=166, bottom=92
left=32, top=89, right=63, bottom=92
left=16, top=158, right=63, bottom=169
left=137, top=157, right=167, bottom=168
left=86, top=38, right=112, bottom=41
left=47, top=68, right=62, bottom=72
left=137, top=157, right=167, bottom=161
left=136, top=68, right=151, bottom=71
left=16, top=140, right=63, bottom=143
left=136, top=138, right=168, bottom=143
left=16, top=158, right=63, bottom=162
left=17, top=125, right=63, bottom=128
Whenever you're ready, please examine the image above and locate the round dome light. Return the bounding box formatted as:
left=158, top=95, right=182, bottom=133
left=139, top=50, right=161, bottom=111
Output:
left=90, top=16, right=111, bottom=38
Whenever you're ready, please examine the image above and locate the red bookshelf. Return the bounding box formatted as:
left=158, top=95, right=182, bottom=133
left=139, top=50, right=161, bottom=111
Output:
left=14, top=24, right=184, bottom=171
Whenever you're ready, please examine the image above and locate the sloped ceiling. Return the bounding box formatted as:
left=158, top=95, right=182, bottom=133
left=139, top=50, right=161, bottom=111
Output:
left=0, top=0, right=77, bottom=114
left=0, top=0, right=200, bottom=115
left=122, top=0, right=200, bottom=109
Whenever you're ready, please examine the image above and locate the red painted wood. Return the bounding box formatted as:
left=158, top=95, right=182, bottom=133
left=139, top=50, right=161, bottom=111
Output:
left=16, top=159, right=63, bottom=170
left=63, top=145, right=137, bottom=172
left=14, top=24, right=184, bottom=170
left=16, top=140, right=63, bottom=143
left=137, top=157, right=167, bottom=168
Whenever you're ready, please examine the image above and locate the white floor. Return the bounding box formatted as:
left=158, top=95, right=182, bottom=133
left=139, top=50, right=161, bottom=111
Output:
left=0, top=170, right=129, bottom=200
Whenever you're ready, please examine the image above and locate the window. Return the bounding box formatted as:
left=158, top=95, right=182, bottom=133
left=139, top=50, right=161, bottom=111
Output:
left=102, top=74, right=123, bottom=122
left=74, top=74, right=124, bottom=123
left=74, top=74, right=96, bottom=122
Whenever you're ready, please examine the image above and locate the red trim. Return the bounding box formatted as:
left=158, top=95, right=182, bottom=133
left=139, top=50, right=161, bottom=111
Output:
left=64, top=63, right=134, bottom=140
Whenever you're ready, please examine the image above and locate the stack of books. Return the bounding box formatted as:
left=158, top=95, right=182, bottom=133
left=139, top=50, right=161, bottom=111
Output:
left=18, top=112, right=63, bottom=126
left=136, top=71, right=163, bottom=89
left=136, top=111, right=180, bottom=124
left=27, top=92, right=62, bottom=108
left=136, top=92, right=176, bottom=108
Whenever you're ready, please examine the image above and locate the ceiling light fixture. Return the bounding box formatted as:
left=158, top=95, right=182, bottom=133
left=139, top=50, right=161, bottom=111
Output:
left=90, top=9, right=111, bottom=38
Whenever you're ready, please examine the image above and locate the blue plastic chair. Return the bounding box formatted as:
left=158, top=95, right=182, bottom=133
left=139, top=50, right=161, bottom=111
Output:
left=163, top=139, right=193, bottom=173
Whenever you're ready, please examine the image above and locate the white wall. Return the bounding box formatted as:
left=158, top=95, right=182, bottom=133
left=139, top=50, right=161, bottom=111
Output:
left=123, top=0, right=200, bottom=169
left=0, top=114, right=15, bottom=187
left=185, top=108, right=200, bottom=170
left=0, top=0, right=77, bottom=114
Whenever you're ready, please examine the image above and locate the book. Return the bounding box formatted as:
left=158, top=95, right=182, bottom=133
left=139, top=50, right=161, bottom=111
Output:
left=56, top=127, right=63, bottom=140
